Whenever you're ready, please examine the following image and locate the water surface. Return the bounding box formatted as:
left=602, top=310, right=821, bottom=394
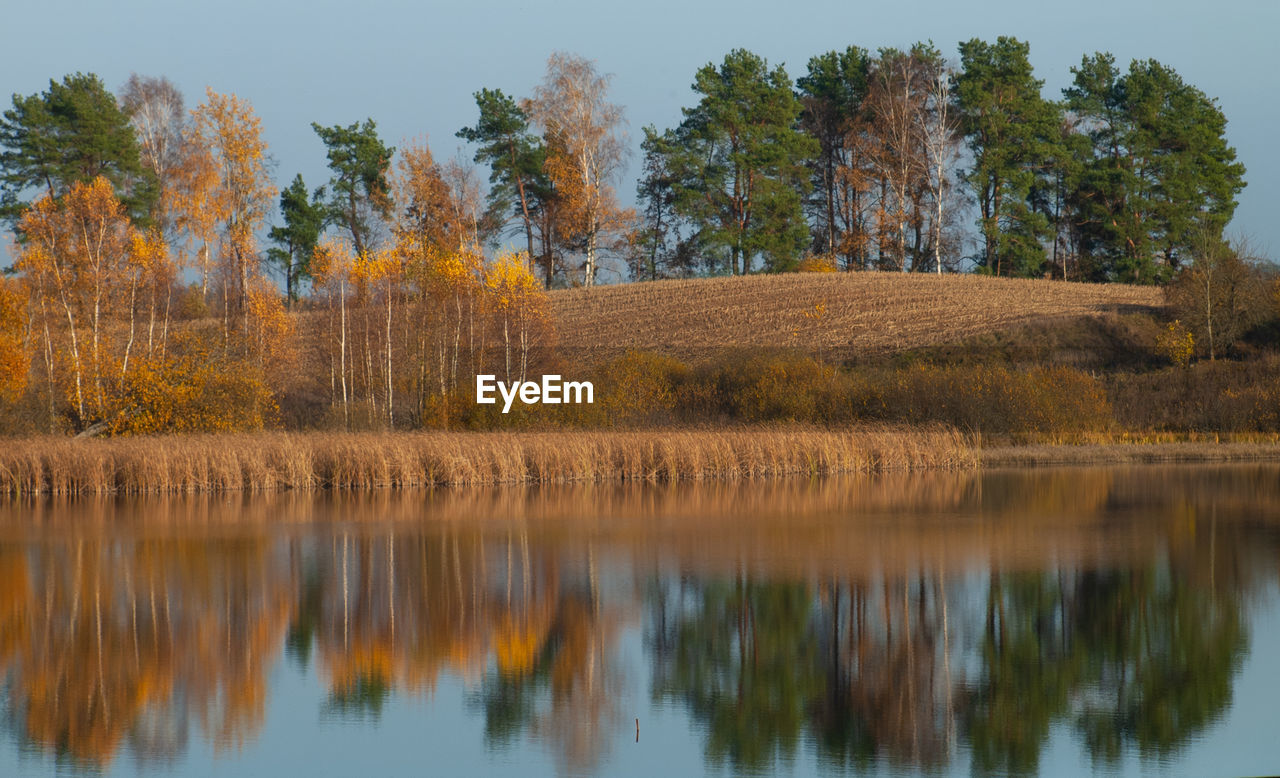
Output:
left=2, top=465, right=1279, bottom=776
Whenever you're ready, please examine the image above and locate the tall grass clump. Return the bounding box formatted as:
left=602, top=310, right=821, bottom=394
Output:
left=0, top=427, right=978, bottom=496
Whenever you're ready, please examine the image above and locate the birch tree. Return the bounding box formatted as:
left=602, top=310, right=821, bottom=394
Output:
left=919, top=57, right=961, bottom=274
left=526, top=52, right=627, bottom=287
left=119, top=74, right=185, bottom=239
left=190, top=88, right=276, bottom=321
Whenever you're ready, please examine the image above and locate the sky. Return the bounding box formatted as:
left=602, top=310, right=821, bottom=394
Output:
left=3, top=0, right=1277, bottom=270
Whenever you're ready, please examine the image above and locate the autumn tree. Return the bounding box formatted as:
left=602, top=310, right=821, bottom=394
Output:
left=313, top=119, right=394, bottom=257
left=123, top=227, right=176, bottom=367
left=485, top=250, right=548, bottom=384
left=797, top=47, right=873, bottom=266
left=0, top=72, right=154, bottom=227
left=167, top=125, right=222, bottom=298
left=189, top=88, right=276, bottom=322
left=0, top=277, right=27, bottom=404
left=864, top=45, right=939, bottom=271
left=393, top=140, right=467, bottom=254
left=440, top=155, right=491, bottom=249
left=311, top=237, right=357, bottom=427
left=1166, top=234, right=1270, bottom=360
left=119, top=74, right=186, bottom=239
left=919, top=52, right=962, bottom=274
left=526, top=52, right=629, bottom=287
left=391, top=140, right=497, bottom=421
left=16, top=177, right=134, bottom=428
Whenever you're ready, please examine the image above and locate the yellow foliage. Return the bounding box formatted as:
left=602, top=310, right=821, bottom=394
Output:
left=128, top=228, right=168, bottom=274
left=311, top=237, right=355, bottom=288
left=0, top=278, right=27, bottom=403
left=16, top=177, right=135, bottom=423
left=484, top=250, right=543, bottom=312
left=797, top=254, right=838, bottom=273
left=189, top=88, right=277, bottom=290
left=493, top=614, right=550, bottom=677
left=246, top=279, right=294, bottom=370
left=1156, top=320, right=1195, bottom=368
left=112, top=347, right=276, bottom=435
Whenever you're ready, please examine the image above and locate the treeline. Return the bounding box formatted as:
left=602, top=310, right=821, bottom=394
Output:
left=0, top=39, right=1261, bottom=435
left=0, top=75, right=553, bottom=434
left=635, top=40, right=1245, bottom=282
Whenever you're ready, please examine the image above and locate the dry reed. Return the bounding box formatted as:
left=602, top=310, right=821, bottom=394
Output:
left=0, top=426, right=978, bottom=496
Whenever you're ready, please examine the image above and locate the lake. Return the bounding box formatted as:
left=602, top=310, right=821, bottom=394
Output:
left=2, top=465, right=1279, bottom=776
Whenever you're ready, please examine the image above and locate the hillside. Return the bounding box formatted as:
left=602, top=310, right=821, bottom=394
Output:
left=549, top=272, right=1164, bottom=364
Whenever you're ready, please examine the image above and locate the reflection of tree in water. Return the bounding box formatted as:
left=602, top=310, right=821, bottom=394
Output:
left=0, top=478, right=1266, bottom=775
left=471, top=545, right=627, bottom=775
left=651, top=577, right=823, bottom=771
left=650, top=573, right=956, bottom=773
left=652, top=555, right=1248, bottom=775
left=962, top=565, right=1246, bottom=773
left=1069, top=568, right=1246, bottom=764
left=0, top=538, right=292, bottom=768
left=813, top=577, right=956, bottom=770
left=0, top=528, right=635, bottom=773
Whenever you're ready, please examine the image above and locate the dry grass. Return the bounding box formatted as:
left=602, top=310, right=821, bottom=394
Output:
left=0, top=426, right=978, bottom=496
left=550, top=272, right=1163, bottom=364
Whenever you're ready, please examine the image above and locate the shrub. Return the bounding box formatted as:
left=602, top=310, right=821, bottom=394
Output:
left=797, top=253, right=838, bottom=273
left=690, top=350, right=851, bottom=423
left=1155, top=321, right=1195, bottom=368
left=872, top=364, right=1112, bottom=434
left=113, top=351, right=277, bottom=434
left=580, top=350, right=689, bottom=427
left=1109, top=355, right=1280, bottom=432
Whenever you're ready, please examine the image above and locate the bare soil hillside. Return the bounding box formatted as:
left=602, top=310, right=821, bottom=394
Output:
left=549, top=272, right=1164, bottom=364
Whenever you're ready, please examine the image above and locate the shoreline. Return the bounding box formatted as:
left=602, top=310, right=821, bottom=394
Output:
left=981, top=441, right=1280, bottom=468
left=2, top=428, right=1279, bottom=496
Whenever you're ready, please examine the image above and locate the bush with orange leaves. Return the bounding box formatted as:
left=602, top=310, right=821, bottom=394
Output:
left=109, top=344, right=276, bottom=435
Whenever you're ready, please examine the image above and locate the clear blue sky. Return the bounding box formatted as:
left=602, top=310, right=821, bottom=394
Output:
left=3, top=0, right=1276, bottom=266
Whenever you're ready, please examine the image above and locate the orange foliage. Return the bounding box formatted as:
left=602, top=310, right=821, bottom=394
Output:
left=393, top=139, right=469, bottom=254
left=16, top=177, right=136, bottom=425
left=0, top=277, right=28, bottom=403
left=111, top=347, right=277, bottom=435
left=168, top=133, right=222, bottom=293
left=189, top=88, right=276, bottom=312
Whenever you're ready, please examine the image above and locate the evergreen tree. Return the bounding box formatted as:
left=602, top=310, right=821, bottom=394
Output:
left=312, top=119, right=394, bottom=257
left=1064, top=53, right=1246, bottom=282
left=955, top=38, right=1062, bottom=277
left=797, top=47, right=872, bottom=264
left=0, top=72, right=155, bottom=228
left=457, top=89, right=553, bottom=283
left=267, top=173, right=326, bottom=304
left=653, top=49, right=818, bottom=274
